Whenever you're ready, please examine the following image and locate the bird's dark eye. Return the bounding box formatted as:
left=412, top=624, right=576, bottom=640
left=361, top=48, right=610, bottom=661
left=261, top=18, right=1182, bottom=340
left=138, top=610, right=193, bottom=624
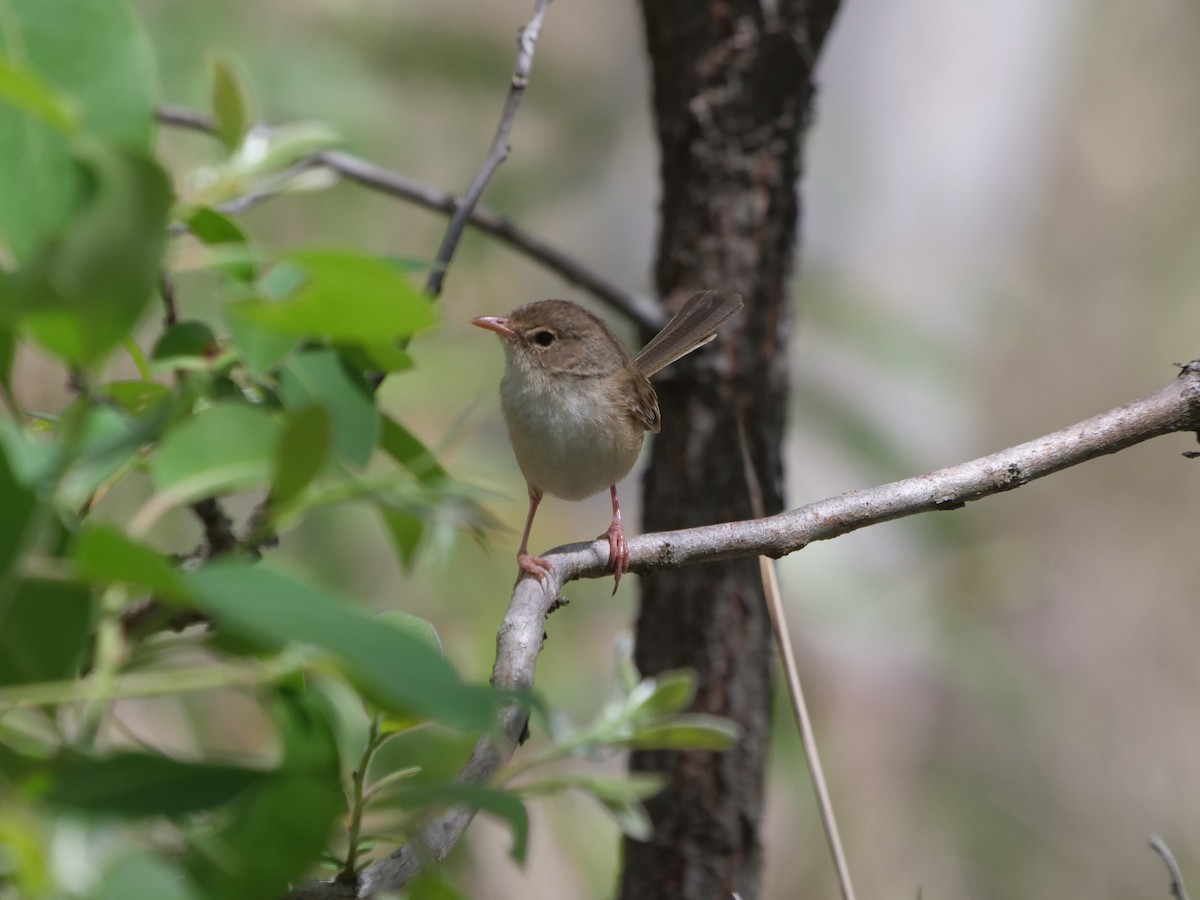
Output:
left=533, top=330, right=556, bottom=347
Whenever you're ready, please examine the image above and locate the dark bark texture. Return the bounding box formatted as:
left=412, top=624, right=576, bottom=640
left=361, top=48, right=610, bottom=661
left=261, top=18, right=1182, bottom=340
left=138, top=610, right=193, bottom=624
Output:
left=622, top=3, right=841, bottom=899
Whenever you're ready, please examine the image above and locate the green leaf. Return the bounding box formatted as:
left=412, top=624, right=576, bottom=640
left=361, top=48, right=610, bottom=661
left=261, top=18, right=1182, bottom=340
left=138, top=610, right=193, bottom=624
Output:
left=188, top=772, right=341, bottom=900
left=345, top=341, right=413, bottom=375
left=104, top=380, right=171, bottom=416
left=151, top=403, right=282, bottom=507
left=187, top=562, right=497, bottom=731
left=0, top=328, right=13, bottom=395
left=240, top=249, right=435, bottom=344
left=0, top=0, right=156, bottom=259
left=58, top=400, right=169, bottom=510
left=373, top=609, right=442, bottom=657
left=73, top=525, right=189, bottom=603
left=627, top=714, right=742, bottom=751
left=404, top=873, right=469, bottom=900
left=379, top=416, right=447, bottom=484
left=519, top=772, right=663, bottom=804
left=0, top=55, right=77, bottom=134
left=238, top=122, right=339, bottom=175
left=379, top=507, right=423, bottom=569
left=9, top=143, right=172, bottom=364
left=366, top=725, right=476, bottom=792
left=184, top=207, right=255, bottom=282
left=225, top=300, right=299, bottom=376
left=395, top=784, right=528, bottom=864
left=0, top=442, right=37, bottom=588
left=44, top=752, right=268, bottom=817
left=0, top=418, right=57, bottom=488
left=271, top=404, right=332, bottom=508
left=209, top=56, right=250, bottom=153
left=0, top=578, right=92, bottom=686
left=152, top=321, right=218, bottom=363
left=184, top=692, right=342, bottom=900
left=85, top=855, right=203, bottom=900
left=278, top=349, right=377, bottom=467
left=626, top=669, right=697, bottom=719
left=599, top=797, right=652, bottom=841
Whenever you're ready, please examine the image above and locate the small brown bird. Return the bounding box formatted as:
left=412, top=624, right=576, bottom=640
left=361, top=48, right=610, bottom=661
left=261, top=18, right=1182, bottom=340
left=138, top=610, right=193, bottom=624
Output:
left=472, top=290, right=743, bottom=589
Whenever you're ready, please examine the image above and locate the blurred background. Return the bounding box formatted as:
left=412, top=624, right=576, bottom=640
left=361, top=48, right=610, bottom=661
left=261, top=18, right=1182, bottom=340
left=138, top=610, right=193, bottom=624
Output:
left=52, top=0, right=1200, bottom=895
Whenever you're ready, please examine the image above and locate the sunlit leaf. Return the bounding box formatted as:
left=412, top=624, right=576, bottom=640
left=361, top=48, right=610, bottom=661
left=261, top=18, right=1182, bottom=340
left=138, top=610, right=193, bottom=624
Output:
left=239, top=249, right=435, bottom=344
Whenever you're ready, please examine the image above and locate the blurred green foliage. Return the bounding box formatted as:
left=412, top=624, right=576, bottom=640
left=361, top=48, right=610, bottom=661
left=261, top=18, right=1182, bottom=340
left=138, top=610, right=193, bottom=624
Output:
left=0, top=2, right=738, bottom=897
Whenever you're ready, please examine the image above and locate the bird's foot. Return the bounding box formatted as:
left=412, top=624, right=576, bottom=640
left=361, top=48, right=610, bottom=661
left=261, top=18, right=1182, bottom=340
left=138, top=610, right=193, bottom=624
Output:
left=602, top=519, right=629, bottom=594
left=517, top=553, right=554, bottom=581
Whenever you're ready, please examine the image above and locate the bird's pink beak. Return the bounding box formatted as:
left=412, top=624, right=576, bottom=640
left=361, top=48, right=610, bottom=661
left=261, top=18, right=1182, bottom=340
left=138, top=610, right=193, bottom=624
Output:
left=471, top=316, right=516, bottom=338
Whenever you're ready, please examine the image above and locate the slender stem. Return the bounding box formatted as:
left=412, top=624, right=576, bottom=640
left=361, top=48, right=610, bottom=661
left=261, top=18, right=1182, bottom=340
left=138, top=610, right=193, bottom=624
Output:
left=121, top=337, right=152, bottom=382
left=423, top=0, right=552, bottom=300
left=738, top=416, right=857, bottom=900
left=0, top=654, right=300, bottom=710
left=341, top=716, right=384, bottom=880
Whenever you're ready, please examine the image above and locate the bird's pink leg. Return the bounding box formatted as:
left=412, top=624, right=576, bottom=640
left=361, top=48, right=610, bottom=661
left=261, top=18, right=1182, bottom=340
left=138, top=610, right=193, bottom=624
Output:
left=604, top=484, right=629, bottom=592
left=517, top=487, right=553, bottom=580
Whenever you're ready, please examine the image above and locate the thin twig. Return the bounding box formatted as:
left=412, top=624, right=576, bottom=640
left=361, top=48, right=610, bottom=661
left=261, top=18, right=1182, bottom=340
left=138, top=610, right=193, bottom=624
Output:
left=423, top=0, right=552, bottom=300
left=1150, top=835, right=1193, bottom=900
left=155, top=106, right=659, bottom=330
left=737, top=418, right=857, bottom=900
left=287, top=364, right=1200, bottom=897
left=160, top=274, right=179, bottom=327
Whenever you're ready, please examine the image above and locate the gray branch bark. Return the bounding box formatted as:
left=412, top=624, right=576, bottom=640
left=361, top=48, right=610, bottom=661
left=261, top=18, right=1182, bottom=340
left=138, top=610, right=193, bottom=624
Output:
left=289, top=362, right=1200, bottom=898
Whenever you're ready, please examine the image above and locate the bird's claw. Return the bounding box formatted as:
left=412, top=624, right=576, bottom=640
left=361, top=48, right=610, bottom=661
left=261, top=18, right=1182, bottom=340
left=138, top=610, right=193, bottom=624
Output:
left=517, top=552, right=554, bottom=583
left=604, top=520, right=629, bottom=594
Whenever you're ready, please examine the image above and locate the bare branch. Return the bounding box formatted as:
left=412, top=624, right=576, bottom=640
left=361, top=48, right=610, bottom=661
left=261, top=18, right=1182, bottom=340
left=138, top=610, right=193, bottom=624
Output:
left=290, top=363, right=1200, bottom=897
left=155, top=106, right=660, bottom=330
left=423, top=0, right=551, bottom=300
left=317, top=151, right=661, bottom=328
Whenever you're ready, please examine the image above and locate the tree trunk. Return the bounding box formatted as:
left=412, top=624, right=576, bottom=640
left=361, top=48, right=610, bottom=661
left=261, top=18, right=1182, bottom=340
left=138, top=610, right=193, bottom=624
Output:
left=621, top=3, right=841, bottom=898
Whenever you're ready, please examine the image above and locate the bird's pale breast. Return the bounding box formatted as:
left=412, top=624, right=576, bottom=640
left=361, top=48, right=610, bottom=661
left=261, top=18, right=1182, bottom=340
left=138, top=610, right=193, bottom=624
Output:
left=499, top=364, right=644, bottom=500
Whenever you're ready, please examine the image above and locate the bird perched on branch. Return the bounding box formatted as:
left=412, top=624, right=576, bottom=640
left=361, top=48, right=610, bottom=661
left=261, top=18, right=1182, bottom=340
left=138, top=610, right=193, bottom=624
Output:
left=473, top=289, right=743, bottom=590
